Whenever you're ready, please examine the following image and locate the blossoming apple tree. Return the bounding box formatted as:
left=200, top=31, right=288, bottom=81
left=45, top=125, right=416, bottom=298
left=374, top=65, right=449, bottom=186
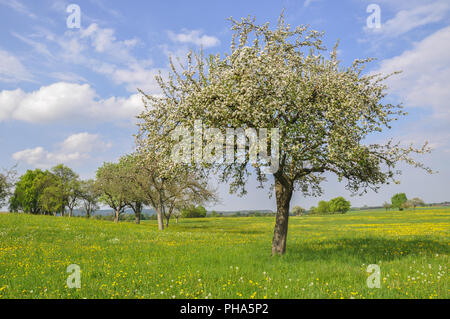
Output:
left=138, top=13, right=431, bottom=255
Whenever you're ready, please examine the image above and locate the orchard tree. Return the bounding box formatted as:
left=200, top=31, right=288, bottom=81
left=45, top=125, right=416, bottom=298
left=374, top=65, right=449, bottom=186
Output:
left=0, top=174, right=8, bottom=208
left=121, top=153, right=216, bottom=229
left=391, top=193, right=408, bottom=211
left=138, top=13, right=431, bottom=255
left=408, top=197, right=425, bottom=210
left=382, top=201, right=391, bottom=211
left=118, top=155, right=148, bottom=224
left=173, top=210, right=181, bottom=224
left=39, top=172, right=64, bottom=215
left=9, top=169, right=49, bottom=214
left=317, top=200, right=330, bottom=214
left=96, top=162, right=128, bottom=223
left=51, top=164, right=79, bottom=217
left=291, top=206, right=305, bottom=216
left=328, top=197, right=351, bottom=214
left=66, top=178, right=81, bottom=217
left=0, top=166, right=16, bottom=208
left=79, top=179, right=100, bottom=218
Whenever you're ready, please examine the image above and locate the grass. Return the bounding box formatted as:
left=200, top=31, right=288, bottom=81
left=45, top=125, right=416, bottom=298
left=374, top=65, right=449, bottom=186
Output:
left=0, top=209, right=448, bottom=299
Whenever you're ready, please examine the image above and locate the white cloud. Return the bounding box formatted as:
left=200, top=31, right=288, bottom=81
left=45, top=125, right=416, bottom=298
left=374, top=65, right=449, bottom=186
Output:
left=60, top=132, right=112, bottom=154
left=0, top=49, right=34, bottom=83
left=12, top=23, right=162, bottom=94
left=107, top=64, right=164, bottom=93
left=79, top=23, right=139, bottom=62
left=0, top=82, right=143, bottom=123
left=168, top=29, right=220, bottom=48
left=373, top=26, right=450, bottom=119
left=364, top=1, right=450, bottom=37
left=12, top=132, right=111, bottom=168
left=12, top=32, right=54, bottom=58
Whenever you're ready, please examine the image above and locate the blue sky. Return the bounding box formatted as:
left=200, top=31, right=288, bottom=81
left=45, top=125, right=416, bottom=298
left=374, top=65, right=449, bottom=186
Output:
left=1, top=0, right=449, bottom=211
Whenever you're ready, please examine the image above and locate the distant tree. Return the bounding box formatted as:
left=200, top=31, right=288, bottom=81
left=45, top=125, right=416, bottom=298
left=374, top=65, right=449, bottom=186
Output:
left=401, top=201, right=412, bottom=210
left=0, top=174, right=8, bottom=208
left=291, top=206, right=306, bottom=216
left=39, top=171, right=64, bottom=215
left=181, top=205, right=207, bottom=218
left=383, top=201, right=391, bottom=211
left=0, top=166, right=16, bottom=208
left=317, top=201, right=330, bottom=214
left=391, top=193, right=408, bottom=211
left=9, top=169, right=50, bottom=214
left=96, top=162, right=128, bottom=223
left=118, top=155, right=148, bottom=224
left=50, top=164, right=79, bottom=217
left=309, top=206, right=317, bottom=215
left=66, top=178, right=81, bottom=217
left=328, top=197, right=351, bottom=214
left=79, top=179, right=100, bottom=218
left=173, top=210, right=181, bottom=224
left=122, top=153, right=216, bottom=228
left=210, top=210, right=218, bottom=217
left=408, top=197, right=425, bottom=210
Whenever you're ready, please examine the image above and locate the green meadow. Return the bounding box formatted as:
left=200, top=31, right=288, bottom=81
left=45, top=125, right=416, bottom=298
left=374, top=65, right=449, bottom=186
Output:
left=0, top=209, right=448, bottom=299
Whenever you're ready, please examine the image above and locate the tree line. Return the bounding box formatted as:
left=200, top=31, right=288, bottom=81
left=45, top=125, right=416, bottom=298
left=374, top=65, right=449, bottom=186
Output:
left=291, top=196, right=351, bottom=216
left=5, top=153, right=216, bottom=227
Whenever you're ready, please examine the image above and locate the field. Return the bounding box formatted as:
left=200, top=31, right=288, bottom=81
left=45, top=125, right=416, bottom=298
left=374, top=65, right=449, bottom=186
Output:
left=0, top=209, right=448, bottom=299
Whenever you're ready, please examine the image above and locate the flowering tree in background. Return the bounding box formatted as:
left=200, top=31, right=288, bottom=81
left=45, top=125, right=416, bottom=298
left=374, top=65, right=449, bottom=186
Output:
left=138, top=13, right=431, bottom=255
left=120, top=153, right=217, bottom=229
left=0, top=166, right=16, bottom=209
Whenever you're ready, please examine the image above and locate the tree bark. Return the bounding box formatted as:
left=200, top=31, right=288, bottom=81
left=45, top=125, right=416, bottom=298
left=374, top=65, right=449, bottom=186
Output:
left=165, top=216, right=170, bottom=228
left=271, top=174, right=293, bottom=256
left=135, top=212, right=141, bottom=224
left=114, top=210, right=120, bottom=223
left=156, top=208, right=164, bottom=230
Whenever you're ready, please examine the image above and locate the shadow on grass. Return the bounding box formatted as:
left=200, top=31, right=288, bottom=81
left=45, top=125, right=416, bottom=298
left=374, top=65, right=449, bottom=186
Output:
left=286, top=237, right=449, bottom=263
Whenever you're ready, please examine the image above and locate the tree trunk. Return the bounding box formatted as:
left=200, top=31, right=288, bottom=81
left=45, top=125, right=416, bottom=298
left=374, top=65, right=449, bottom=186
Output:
left=175, top=216, right=179, bottom=224
left=69, top=208, right=73, bottom=217
left=135, top=212, right=141, bottom=224
left=156, top=208, right=164, bottom=230
left=114, top=210, right=120, bottom=223
left=271, top=175, right=293, bottom=256
left=165, top=216, right=170, bottom=228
